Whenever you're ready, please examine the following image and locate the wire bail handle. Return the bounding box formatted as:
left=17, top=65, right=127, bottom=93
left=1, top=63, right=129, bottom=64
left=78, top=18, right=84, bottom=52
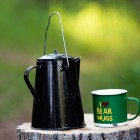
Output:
left=44, top=12, right=69, bottom=68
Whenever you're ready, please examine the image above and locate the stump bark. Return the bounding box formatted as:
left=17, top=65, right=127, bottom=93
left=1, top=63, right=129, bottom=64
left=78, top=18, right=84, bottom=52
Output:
left=16, top=114, right=140, bottom=140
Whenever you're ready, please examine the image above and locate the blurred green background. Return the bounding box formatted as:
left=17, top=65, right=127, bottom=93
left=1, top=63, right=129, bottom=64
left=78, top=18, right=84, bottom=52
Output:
left=0, top=0, right=140, bottom=121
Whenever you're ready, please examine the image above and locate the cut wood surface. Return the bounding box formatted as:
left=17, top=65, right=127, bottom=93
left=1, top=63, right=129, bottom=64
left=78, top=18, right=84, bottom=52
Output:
left=16, top=114, right=140, bottom=140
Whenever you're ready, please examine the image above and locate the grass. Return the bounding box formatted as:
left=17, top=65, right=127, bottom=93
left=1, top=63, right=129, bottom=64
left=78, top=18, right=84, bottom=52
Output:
left=0, top=56, right=33, bottom=120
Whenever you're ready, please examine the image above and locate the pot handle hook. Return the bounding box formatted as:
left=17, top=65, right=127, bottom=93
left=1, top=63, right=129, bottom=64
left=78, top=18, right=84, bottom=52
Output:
left=44, top=12, right=69, bottom=68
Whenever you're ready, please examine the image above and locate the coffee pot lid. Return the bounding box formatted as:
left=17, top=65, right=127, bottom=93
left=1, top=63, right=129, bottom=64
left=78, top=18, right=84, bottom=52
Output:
left=38, top=50, right=73, bottom=60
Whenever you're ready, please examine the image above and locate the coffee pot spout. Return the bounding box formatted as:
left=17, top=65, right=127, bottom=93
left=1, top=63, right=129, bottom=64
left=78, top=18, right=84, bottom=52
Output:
left=74, top=57, right=81, bottom=81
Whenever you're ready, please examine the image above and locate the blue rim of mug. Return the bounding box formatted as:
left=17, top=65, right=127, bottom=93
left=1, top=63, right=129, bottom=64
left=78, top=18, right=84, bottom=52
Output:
left=91, top=89, right=127, bottom=95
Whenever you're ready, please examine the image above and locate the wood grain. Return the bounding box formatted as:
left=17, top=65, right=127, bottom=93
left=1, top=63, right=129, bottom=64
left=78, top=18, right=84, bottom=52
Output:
left=16, top=114, right=140, bottom=140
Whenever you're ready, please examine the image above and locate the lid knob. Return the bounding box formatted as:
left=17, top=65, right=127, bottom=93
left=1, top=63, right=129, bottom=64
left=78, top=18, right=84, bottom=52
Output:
left=54, top=50, right=58, bottom=55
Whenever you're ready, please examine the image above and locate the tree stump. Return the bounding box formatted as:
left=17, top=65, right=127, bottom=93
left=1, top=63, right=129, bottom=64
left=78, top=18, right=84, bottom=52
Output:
left=16, top=114, right=140, bottom=140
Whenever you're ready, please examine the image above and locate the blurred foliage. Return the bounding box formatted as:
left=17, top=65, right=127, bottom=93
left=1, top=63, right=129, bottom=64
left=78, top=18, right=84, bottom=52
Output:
left=0, top=0, right=140, bottom=119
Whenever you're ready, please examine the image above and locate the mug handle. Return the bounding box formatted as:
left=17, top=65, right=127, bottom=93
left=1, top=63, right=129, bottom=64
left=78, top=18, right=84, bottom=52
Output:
left=126, top=97, right=140, bottom=121
left=24, top=66, right=39, bottom=100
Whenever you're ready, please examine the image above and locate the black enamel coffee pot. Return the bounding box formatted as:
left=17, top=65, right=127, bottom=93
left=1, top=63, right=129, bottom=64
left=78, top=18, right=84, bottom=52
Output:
left=24, top=12, right=85, bottom=130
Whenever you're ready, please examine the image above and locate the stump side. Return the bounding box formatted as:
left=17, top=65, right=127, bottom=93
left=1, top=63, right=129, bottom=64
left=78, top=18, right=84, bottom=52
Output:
left=16, top=114, right=140, bottom=140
